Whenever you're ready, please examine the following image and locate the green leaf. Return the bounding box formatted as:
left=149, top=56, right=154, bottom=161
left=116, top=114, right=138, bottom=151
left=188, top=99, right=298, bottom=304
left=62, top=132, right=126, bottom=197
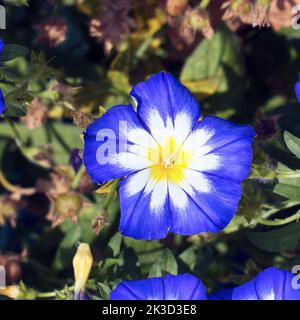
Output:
left=53, top=225, right=82, bottom=271
left=5, top=104, right=28, bottom=117
left=178, top=247, right=197, bottom=271
left=279, top=27, right=300, bottom=40
left=4, top=82, right=32, bottom=116
left=148, top=261, right=162, bottom=277
left=59, top=224, right=82, bottom=249
left=273, top=163, right=300, bottom=201
left=3, top=0, right=28, bottom=5
left=1, top=44, right=29, bottom=62
left=247, top=220, right=300, bottom=253
left=107, top=232, right=122, bottom=257
left=273, top=181, right=300, bottom=201
left=97, top=282, right=111, bottom=300
left=148, top=248, right=178, bottom=278
left=123, top=237, right=164, bottom=273
left=284, top=131, right=300, bottom=159
left=98, top=258, right=122, bottom=271
left=180, top=25, right=244, bottom=94
left=78, top=207, right=99, bottom=244
left=0, top=122, right=82, bottom=165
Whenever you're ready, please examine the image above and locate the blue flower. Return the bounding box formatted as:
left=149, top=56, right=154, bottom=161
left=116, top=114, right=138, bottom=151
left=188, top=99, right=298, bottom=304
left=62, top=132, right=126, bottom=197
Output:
left=0, top=39, right=5, bottom=114
left=295, top=73, right=300, bottom=103
left=0, top=38, right=4, bottom=56
left=110, top=274, right=207, bottom=300
left=83, top=71, right=255, bottom=240
left=210, top=267, right=300, bottom=300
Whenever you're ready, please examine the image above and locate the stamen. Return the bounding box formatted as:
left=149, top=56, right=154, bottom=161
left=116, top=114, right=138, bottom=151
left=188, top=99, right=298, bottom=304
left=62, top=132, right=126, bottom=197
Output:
left=163, top=153, right=176, bottom=168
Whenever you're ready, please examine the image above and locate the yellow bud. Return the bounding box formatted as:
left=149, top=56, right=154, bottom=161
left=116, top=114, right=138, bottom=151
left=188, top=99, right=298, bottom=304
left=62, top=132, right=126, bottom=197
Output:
left=73, top=243, right=93, bottom=299
left=0, top=285, right=20, bottom=299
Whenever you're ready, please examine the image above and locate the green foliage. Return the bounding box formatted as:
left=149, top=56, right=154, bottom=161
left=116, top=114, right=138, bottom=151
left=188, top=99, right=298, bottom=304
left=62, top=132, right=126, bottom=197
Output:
left=3, top=0, right=28, bottom=6
left=284, top=131, right=300, bottom=159
left=247, top=218, right=300, bottom=253
left=149, top=249, right=178, bottom=277
left=1, top=1, right=300, bottom=300
left=180, top=25, right=244, bottom=94
left=1, top=45, right=29, bottom=62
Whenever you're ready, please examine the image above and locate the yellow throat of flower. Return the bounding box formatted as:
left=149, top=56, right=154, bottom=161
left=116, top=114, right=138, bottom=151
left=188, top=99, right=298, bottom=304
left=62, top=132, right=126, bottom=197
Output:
left=148, top=136, right=191, bottom=184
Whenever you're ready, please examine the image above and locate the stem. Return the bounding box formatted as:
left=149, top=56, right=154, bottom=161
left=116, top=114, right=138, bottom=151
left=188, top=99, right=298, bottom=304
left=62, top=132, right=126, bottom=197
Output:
left=36, top=292, right=57, bottom=298
left=102, top=179, right=120, bottom=212
left=71, top=164, right=86, bottom=190
left=36, top=286, right=74, bottom=299
left=0, top=170, right=35, bottom=195
left=48, top=121, right=71, bottom=153
left=258, top=211, right=300, bottom=226
left=0, top=170, right=19, bottom=193
left=132, top=25, right=167, bottom=66
left=3, top=115, right=22, bottom=147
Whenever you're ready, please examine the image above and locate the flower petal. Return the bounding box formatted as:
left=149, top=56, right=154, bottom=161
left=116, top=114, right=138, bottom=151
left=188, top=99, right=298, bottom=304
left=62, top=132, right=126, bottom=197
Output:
left=211, top=268, right=300, bottom=300
left=131, top=72, right=201, bottom=145
left=169, top=170, right=242, bottom=234
left=83, top=105, right=155, bottom=184
left=0, top=89, right=5, bottom=115
left=119, top=169, right=170, bottom=240
left=110, top=274, right=207, bottom=300
left=184, top=116, right=255, bottom=182
left=0, top=39, right=4, bottom=57
left=295, top=74, right=300, bottom=103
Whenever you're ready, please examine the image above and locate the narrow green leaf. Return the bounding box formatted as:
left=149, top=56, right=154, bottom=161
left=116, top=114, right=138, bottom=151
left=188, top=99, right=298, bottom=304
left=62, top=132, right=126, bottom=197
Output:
left=98, top=258, right=122, bottom=271
left=284, top=131, right=300, bottom=159
left=107, top=232, right=122, bottom=257
left=273, top=182, right=300, bottom=201
left=97, top=283, right=111, bottom=300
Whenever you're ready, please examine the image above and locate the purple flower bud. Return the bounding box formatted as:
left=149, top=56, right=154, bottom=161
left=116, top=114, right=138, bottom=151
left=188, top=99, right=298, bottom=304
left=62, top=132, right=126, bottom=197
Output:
left=295, top=73, right=300, bottom=103
left=0, top=39, right=6, bottom=115
left=69, top=149, right=82, bottom=172
left=74, top=291, right=90, bottom=301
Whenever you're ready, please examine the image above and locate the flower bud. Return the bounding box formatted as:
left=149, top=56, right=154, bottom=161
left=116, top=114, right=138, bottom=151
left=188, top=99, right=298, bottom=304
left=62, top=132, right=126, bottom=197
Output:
left=255, top=112, right=280, bottom=141
left=0, top=285, right=21, bottom=299
left=55, top=192, right=83, bottom=219
left=91, top=215, right=109, bottom=235
left=69, top=149, right=83, bottom=172
left=295, top=74, right=300, bottom=103
left=73, top=243, right=93, bottom=300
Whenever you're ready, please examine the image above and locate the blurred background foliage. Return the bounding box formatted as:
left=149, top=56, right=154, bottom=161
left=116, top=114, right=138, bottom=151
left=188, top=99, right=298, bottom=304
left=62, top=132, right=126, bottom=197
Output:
left=1, top=0, right=300, bottom=299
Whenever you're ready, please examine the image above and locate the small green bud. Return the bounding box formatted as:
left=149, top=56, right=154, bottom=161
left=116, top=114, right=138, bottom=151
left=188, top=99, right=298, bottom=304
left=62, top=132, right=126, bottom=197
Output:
left=55, top=192, right=83, bottom=219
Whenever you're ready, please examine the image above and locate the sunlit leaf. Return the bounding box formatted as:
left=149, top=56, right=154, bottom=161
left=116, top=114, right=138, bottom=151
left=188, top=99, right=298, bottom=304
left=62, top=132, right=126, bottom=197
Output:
left=284, top=131, right=300, bottom=159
